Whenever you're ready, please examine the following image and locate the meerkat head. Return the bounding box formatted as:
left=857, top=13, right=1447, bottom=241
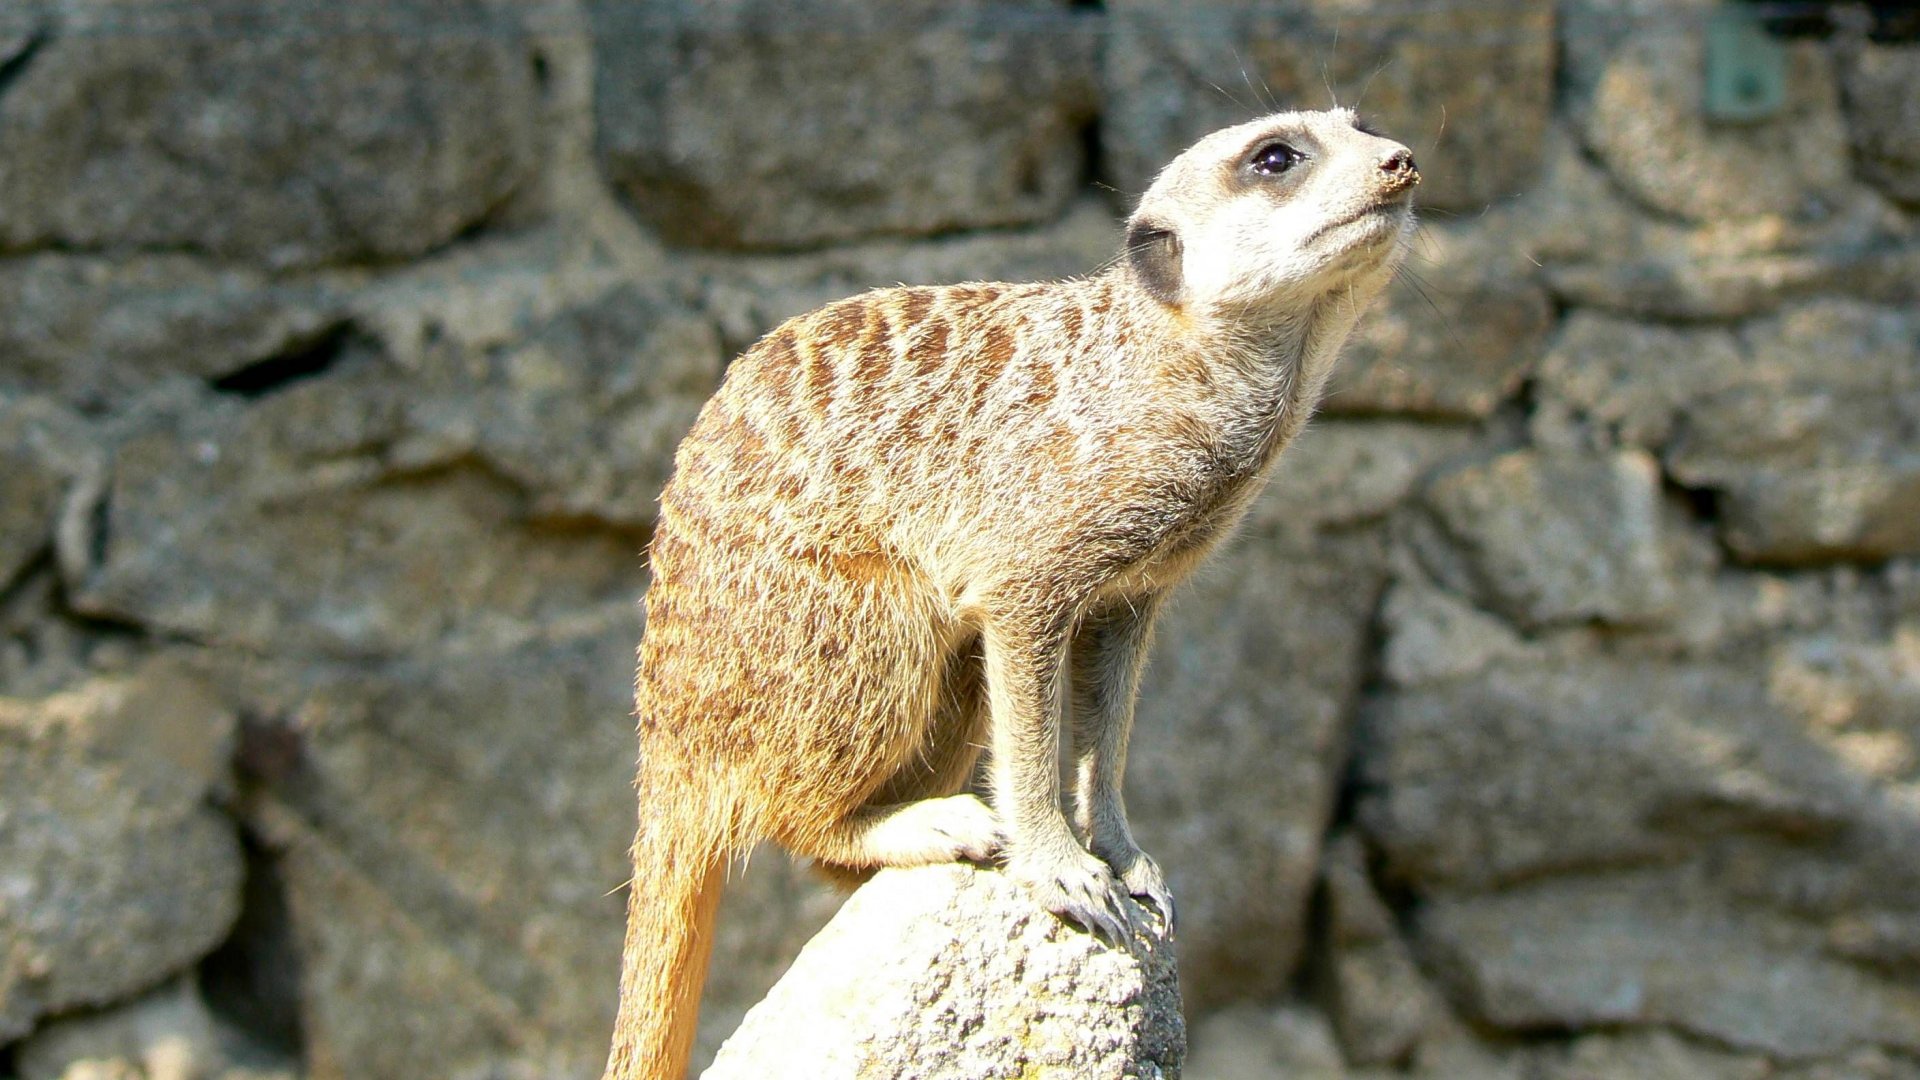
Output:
left=1123, top=108, right=1419, bottom=319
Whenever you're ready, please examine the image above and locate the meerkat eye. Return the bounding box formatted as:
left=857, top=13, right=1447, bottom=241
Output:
left=1249, top=141, right=1303, bottom=176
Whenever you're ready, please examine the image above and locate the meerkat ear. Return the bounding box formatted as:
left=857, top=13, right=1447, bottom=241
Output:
left=1125, top=219, right=1183, bottom=308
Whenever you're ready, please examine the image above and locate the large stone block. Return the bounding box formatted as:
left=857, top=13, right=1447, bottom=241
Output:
left=63, top=279, right=719, bottom=656
left=1360, top=657, right=1872, bottom=892
left=1414, top=449, right=1677, bottom=629
left=401, top=283, right=724, bottom=529
left=0, top=255, right=341, bottom=411
left=1522, top=123, right=1919, bottom=321
left=592, top=0, right=1097, bottom=249
left=1667, top=301, right=1920, bottom=563
left=1566, top=2, right=1852, bottom=222
left=65, top=378, right=643, bottom=657
left=0, top=0, right=541, bottom=266
left=1362, top=647, right=1920, bottom=1059
left=1532, top=312, right=1747, bottom=451
left=245, top=624, right=635, bottom=1080
left=14, top=978, right=296, bottom=1080
left=1318, top=834, right=1439, bottom=1067
left=1102, top=0, right=1555, bottom=211
left=1257, top=419, right=1476, bottom=534
left=1418, top=869, right=1920, bottom=1059
left=0, top=661, right=243, bottom=1042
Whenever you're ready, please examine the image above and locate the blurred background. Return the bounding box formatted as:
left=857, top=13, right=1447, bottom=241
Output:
left=0, top=0, right=1917, bottom=1077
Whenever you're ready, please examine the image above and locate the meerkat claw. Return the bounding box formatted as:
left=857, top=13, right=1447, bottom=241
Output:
left=1119, top=854, right=1176, bottom=935
left=1013, top=850, right=1141, bottom=943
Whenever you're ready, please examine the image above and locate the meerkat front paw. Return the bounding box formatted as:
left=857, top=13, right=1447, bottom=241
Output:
left=1008, top=847, right=1140, bottom=942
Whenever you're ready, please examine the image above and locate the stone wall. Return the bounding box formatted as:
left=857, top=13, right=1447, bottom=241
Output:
left=0, top=1, right=1916, bottom=1078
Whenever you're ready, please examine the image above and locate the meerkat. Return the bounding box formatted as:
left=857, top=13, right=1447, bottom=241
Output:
left=605, top=108, right=1418, bottom=1079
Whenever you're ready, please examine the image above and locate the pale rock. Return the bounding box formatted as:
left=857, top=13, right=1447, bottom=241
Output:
left=704, top=863, right=1182, bottom=1080
left=240, top=623, right=633, bottom=1080
left=64, top=376, right=642, bottom=656
left=1531, top=312, right=1746, bottom=451
left=14, top=979, right=296, bottom=1080
left=1379, top=573, right=1526, bottom=688
left=1256, top=421, right=1476, bottom=536
left=1360, top=656, right=1872, bottom=891
left=1539, top=1029, right=1770, bottom=1080
left=1523, top=116, right=1918, bottom=320
left=234, top=620, right=837, bottom=1080
left=0, top=257, right=342, bottom=412
left=1418, top=867, right=1920, bottom=1059
left=401, top=283, right=724, bottom=528
left=1186, top=1004, right=1344, bottom=1080
left=1769, top=630, right=1920, bottom=790
left=57, top=273, right=725, bottom=655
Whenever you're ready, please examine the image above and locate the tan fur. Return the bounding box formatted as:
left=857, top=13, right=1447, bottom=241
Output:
left=605, top=110, right=1418, bottom=1080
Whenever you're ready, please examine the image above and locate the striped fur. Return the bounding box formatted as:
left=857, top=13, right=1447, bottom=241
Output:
left=608, top=108, right=1417, bottom=1079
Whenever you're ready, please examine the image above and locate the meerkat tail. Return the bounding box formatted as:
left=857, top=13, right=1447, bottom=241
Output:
left=603, top=795, right=731, bottom=1080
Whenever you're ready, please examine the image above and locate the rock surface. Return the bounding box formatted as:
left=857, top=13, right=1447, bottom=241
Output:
left=1130, top=477, right=1387, bottom=1008
left=705, top=863, right=1183, bottom=1080
left=1323, top=220, right=1555, bottom=420
left=1414, top=449, right=1676, bottom=629
left=1667, top=301, right=1920, bottom=563
left=3, top=2, right=1920, bottom=1078
left=1568, top=6, right=1853, bottom=222
left=223, top=619, right=839, bottom=1080
left=1840, top=43, right=1920, bottom=207
left=0, top=395, right=93, bottom=589
left=59, top=271, right=721, bottom=656
left=15, top=978, right=295, bottom=1080
left=0, top=661, right=243, bottom=1042
left=592, top=0, right=1097, bottom=249
left=0, top=0, right=542, bottom=266
left=0, top=257, right=342, bottom=411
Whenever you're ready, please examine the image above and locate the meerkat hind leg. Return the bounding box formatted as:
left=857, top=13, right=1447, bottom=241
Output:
left=803, top=657, right=999, bottom=880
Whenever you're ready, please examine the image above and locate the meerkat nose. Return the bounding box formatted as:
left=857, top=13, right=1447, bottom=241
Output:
left=1378, top=147, right=1420, bottom=193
